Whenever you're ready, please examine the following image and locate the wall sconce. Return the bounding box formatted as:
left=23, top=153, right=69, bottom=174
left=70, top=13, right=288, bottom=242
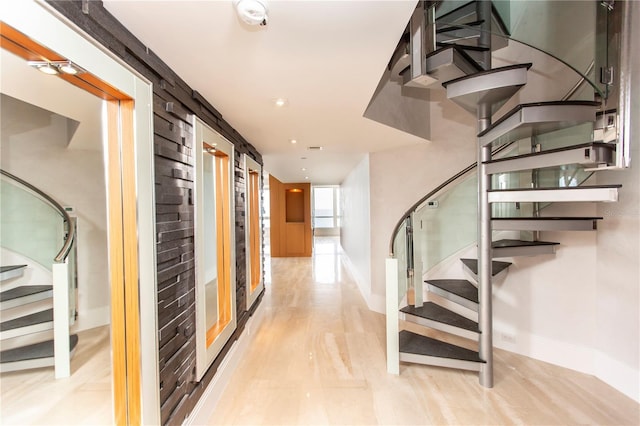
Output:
left=28, top=60, right=85, bottom=76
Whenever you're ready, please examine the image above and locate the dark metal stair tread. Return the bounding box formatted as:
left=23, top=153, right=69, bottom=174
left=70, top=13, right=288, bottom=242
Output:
left=437, top=42, right=489, bottom=52
left=436, top=19, right=484, bottom=33
left=484, top=142, right=615, bottom=165
left=460, top=258, right=511, bottom=276
left=0, top=334, right=79, bottom=363
left=400, top=302, right=478, bottom=332
left=399, top=330, right=483, bottom=363
left=492, top=239, right=559, bottom=248
left=488, top=184, right=622, bottom=192
left=425, top=279, right=478, bottom=304
left=0, top=285, right=53, bottom=302
left=441, top=63, right=532, bottom=88
left=493, top=216, right=603, bottom=221
left=0, top=265, right=27, bottom=274
left=0, top=309, right=53, bottom=332
left=477, top=100, right=601, bottom=139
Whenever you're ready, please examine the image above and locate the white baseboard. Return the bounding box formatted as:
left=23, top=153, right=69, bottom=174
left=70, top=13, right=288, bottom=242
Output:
left=494, top=330, right=595, bottom=375
left=72, top=306, right=110, bottom=332
left=184, top=303, right=265, bottom=425
left=339, top=252, right=386, bottom=314
left=594, top=350, right=640, bottom=403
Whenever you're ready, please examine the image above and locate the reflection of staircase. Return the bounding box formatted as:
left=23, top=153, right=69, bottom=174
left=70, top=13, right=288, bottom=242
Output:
left=387, top=0, right=623, bottom=387
left=0, top=264, right=79, bottom=373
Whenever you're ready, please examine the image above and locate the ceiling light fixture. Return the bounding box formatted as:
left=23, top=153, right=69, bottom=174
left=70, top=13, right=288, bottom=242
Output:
left=28, top=60, right=85, bottom=76
left=290, top=139, right=297, bottom=144
left=301, top=168, right=306, bottom=171
left=235, top=0, right=268, bottom=26
left=273, top=98, right=288, bottom=107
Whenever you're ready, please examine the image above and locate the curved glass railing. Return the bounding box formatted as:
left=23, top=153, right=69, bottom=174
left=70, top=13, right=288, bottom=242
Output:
left=0, top=170, right=77, bottom=322
left=435, top=0, right=610, bottom=98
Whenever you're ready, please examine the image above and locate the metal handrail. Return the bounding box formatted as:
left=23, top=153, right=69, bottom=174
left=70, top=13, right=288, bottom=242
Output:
left=388, top=142, right=515, bottom=256
left=0, top=169, right=76, bottom=263
left=561, top=60, right=595, bottom=101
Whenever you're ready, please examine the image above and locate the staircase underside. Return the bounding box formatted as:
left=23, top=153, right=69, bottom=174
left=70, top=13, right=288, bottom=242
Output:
left=493, top=216, right=602, bottom=231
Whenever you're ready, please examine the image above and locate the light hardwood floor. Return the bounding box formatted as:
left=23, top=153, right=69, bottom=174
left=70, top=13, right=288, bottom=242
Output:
left=0, top=326, right=112, bottom=425
left=208, top=237, right=639, bottom=425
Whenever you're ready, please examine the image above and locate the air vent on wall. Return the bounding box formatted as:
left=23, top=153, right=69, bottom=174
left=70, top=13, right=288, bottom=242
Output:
left=307, top=146, right=323, bottom=151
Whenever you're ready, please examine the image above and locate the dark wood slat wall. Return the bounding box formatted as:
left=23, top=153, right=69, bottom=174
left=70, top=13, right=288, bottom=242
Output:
left=46, top=1, right=264, bottom=424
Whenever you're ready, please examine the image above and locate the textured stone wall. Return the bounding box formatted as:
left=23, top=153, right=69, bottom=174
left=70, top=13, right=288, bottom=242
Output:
left=47, top=2, right=263, bottom=423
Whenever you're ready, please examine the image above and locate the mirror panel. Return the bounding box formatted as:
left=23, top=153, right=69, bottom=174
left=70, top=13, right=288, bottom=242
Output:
left=194, top=118, right=236, bottom=380
left=245, top=155, right=264, bottom=309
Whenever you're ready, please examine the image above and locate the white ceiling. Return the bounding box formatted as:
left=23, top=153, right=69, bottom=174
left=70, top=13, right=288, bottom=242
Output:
left=103, top=0, right=424, bottom=184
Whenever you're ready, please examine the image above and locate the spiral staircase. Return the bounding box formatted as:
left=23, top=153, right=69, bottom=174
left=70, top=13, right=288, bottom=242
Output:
left=384, top=0, right=631, bottom=387
left=0, top=170, right=78, bottom=378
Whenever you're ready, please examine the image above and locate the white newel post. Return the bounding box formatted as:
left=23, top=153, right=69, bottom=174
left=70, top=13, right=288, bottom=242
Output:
left=386, top=257, right=399, bottom=374
left=52, top=261, right=71, bottom=378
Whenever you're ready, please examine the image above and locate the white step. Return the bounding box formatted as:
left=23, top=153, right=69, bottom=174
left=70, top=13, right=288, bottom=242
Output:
left=492, top=239, right=559, bottom=257
left=0, top=265, right=27, bottom=282
left=485, top=142, right=616, bottom=174
left=1, top=285, right=53, bottom=310
left=492, top=217, right=601, bottom=231
left=399, top=330, right=483, bottom=372
left=488, top=185, right=621, bottom=203
left=478, top=101, right=601, bottom=146
left=0, top=309, right=53, bottom=340
left=0, top=334, right=79, bottom=373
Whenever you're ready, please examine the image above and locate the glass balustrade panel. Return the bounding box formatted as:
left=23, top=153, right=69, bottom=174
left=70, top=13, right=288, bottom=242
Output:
left=0, top=179, right=64, bottom=269
left=413, top=173, right=478, bottom=273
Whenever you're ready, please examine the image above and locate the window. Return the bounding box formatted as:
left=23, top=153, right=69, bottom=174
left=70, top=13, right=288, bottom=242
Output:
left=312, top=185, right=340, bottom=229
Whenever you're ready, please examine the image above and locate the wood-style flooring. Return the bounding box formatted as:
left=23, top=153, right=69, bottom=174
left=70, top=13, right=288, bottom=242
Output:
left=0, top=326, right=112, bottom=425
left=2, top=238, right=638, bottom=425
left=207, top=237, right=640, bottom=425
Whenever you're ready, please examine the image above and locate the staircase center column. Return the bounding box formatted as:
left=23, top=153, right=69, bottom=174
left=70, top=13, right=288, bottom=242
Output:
left=477, top=0, right=493, bottom=389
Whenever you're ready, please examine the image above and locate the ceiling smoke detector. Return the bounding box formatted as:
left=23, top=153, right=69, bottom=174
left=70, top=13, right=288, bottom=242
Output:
left=235, top=0, right=268, bottom=26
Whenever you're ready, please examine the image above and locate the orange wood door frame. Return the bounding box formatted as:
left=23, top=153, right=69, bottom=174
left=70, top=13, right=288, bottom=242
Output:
left=1, top=23, right=142, bottom=425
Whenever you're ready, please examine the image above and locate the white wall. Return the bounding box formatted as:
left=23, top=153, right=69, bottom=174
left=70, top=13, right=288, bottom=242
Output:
left=340, top=155, right=373, bottom=308
left=1, top=51, right=110, bottom=331
left=594, top=2, right=640, bottom=402
left=367, top=89, right=477, bottom=313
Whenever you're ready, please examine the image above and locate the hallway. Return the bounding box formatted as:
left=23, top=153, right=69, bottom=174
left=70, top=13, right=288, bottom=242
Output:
left=206, top=237, right=639, bottom=425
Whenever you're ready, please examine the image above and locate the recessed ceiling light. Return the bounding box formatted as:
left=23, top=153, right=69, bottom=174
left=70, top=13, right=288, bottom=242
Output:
left=305, top=176, right=309, bottom=180
left=290, top=139, right=297, bottom=144
left=38, top=63, right=59, bottom=75
left=235, top=0, right=268, bottom=26
left=273, top=98, right=288, bottom=107
left=58, top=61, right=79, bottom=75
left=301, top=168, right=306, bottom=171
